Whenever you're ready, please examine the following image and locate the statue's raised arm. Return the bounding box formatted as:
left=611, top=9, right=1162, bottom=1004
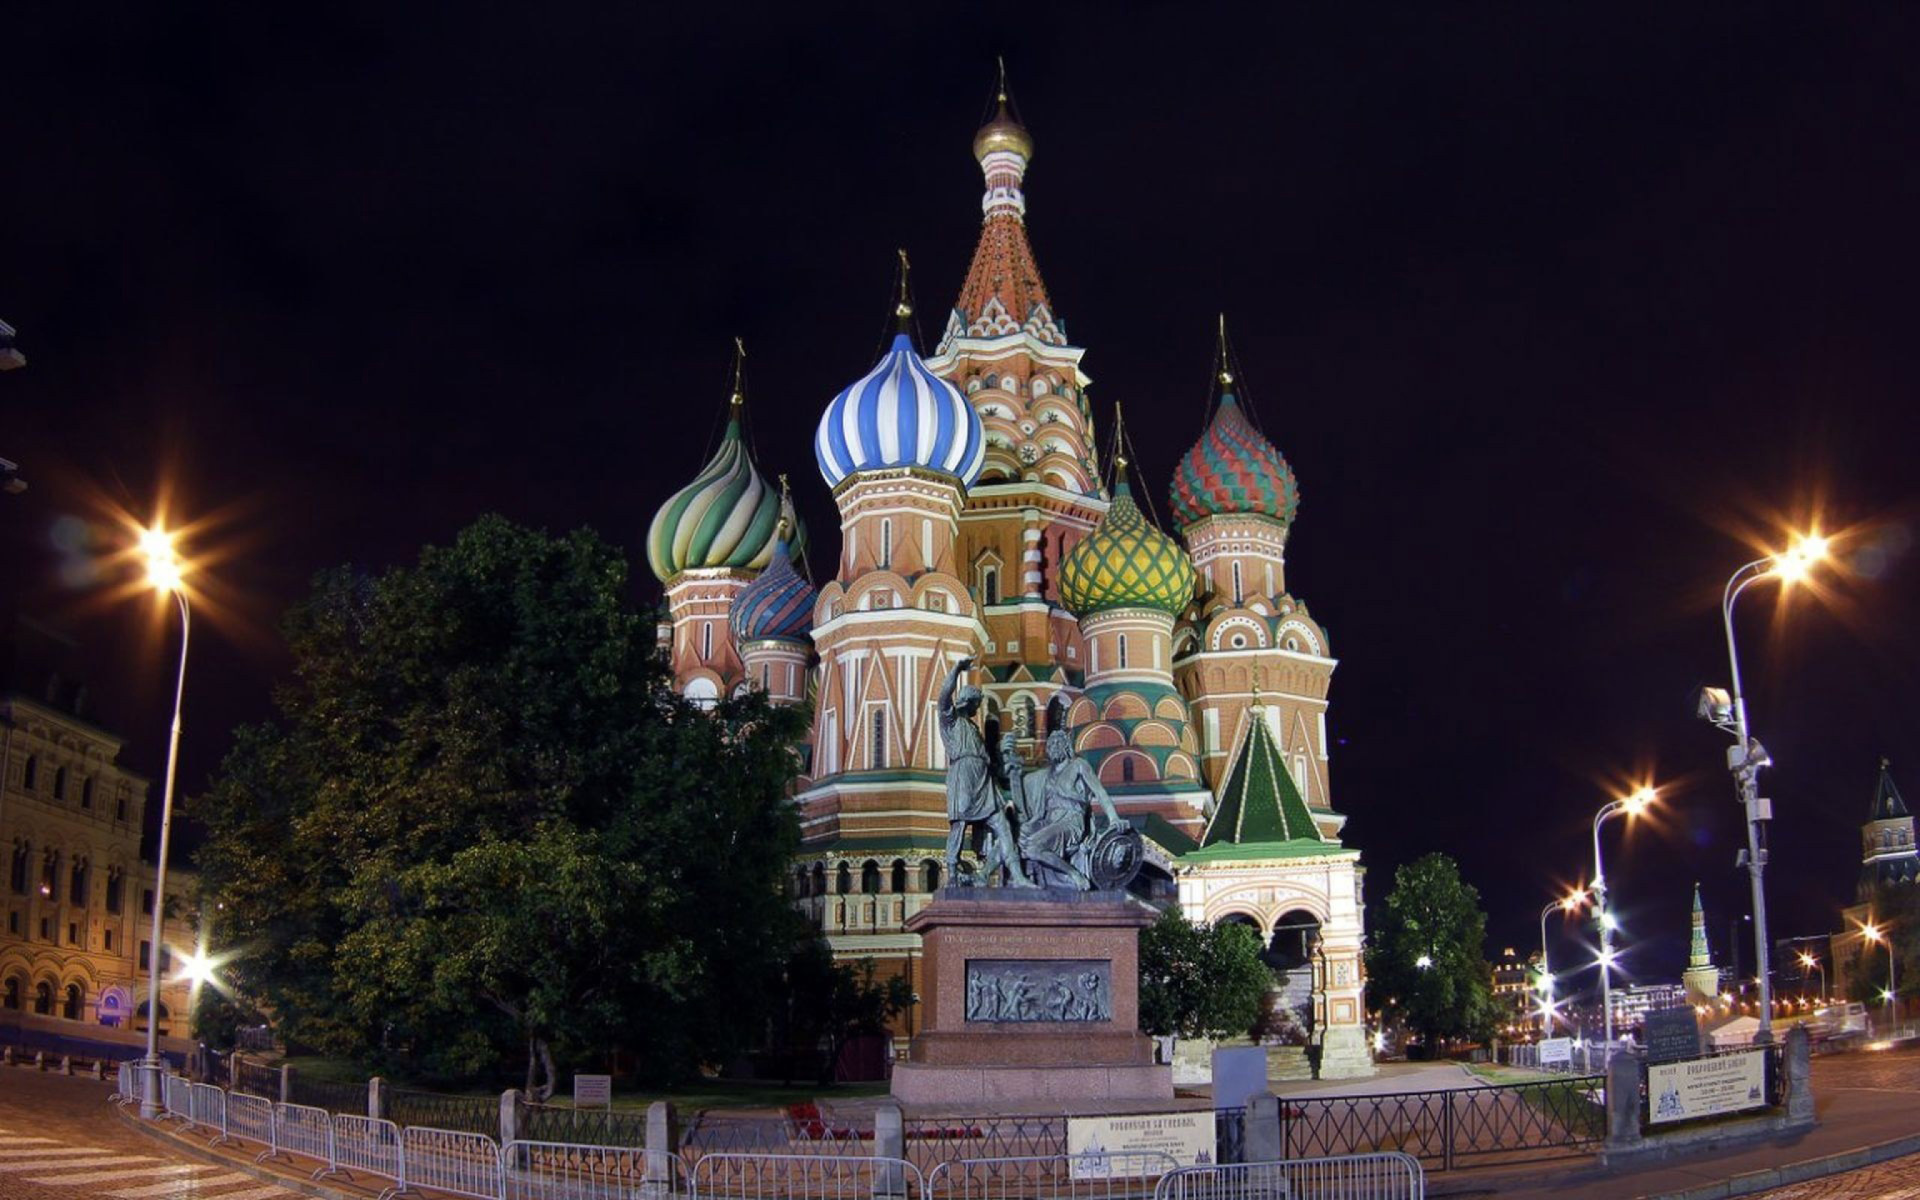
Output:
left=940, top=655, right=974, bottom=718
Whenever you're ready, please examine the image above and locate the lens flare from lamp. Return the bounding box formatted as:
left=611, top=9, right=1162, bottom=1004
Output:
left=1415, top=954, right=1433, bottom=970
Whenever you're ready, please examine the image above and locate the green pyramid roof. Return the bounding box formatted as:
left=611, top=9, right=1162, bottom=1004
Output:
left=1200, top=705, right=1326, bottom=850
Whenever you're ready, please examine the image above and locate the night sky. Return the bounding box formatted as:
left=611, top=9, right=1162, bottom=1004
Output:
left=4, top=4, right=1918, bottom=990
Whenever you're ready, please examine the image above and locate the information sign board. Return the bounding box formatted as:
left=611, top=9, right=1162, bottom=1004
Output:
left=1066, top=1112, right=1213, bottom=1177
left=1644, top=1007, right=1703, bottom=1063
left=573, top=1074, right=613, bottom=1109
left=1648, top=1050, right=1767, bottom=1125
left=1539, top=1037, right=1573, bottom=1067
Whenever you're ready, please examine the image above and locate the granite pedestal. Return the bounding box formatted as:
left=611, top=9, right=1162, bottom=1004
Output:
left=890, top=888, right=1174, bottom=1110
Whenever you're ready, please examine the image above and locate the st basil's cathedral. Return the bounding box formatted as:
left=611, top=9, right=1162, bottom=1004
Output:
left=644, top=86, right=1374, bottom=1077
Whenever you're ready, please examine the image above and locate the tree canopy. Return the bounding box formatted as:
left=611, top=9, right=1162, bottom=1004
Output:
left=189, top=515, right=809, bottom=1092
left=1138, top=908, right=1273, bottom=1041
left=1366, top=852, right=1496, bottom=1047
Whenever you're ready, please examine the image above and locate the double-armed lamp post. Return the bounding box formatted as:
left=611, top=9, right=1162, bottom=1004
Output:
left=1699, top=532, right=1831, bottom=1047
left=137, top=527, right=191, bottom=1120
left=1591, top=787, right=1655, bottom=1065
left=1536, top=892, right=1584, bottom=1036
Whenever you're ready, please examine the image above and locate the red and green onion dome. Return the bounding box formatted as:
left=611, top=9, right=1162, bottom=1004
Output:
left=646, top=410, right=805, bottom=582
left=1059, top=479, right=1196, bottom=618
left=729, top=534, right=816, bottom=645
left=1168, top=393, right=1300, bottom=527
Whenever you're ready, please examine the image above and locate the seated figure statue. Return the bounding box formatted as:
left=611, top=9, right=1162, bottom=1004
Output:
left=1006, top=729, right=1124, bottom=889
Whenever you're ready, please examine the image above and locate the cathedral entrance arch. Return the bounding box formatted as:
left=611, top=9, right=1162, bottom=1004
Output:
left=1267, top=909, right=1322, bottom=1038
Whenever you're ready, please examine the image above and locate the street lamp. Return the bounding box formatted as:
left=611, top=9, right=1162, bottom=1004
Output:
left=1862, top=924, right=1897, bottom=1031
left=1698, top=531, right=1831, bottom=1046
left=1537, top=892, right=1584, bottom=1036
left=1798, top=952, right=1827, bottom=1006
left=137, top=525, right=191, bottom=1120
left=1592, top=786, right=1655, bottom=1066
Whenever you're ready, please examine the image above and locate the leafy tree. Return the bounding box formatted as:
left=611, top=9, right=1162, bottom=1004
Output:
left=1366, top=853, right=1496, bottom=1048
left=783, top=939, right=913, bottom=1084
left=190, top=516, right=809, bottom=1094
left=1138, top=909, right=1273, bottom=1040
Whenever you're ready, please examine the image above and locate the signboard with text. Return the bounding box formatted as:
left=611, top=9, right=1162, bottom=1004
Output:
left=1648, top=1050, right=1767, bottom=1125
left=1538, top=1037, right=1573, bottom=1068
left=1066, top=1112, right=1213, bottom=1177
left=573, top=1074, right=613, bottom=1109
left=1643, top=1007, right=1703, bottom=1064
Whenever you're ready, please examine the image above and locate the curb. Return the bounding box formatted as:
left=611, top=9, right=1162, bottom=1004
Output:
left=1643, top=1131, right=1920, bottom=1200
left=112, top=1101, right=371, bottom=1200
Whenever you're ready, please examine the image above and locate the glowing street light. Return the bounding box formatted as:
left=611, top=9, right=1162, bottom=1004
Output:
left=136, top=523, right=191, bottom=1121
left=1862, top=924, right=1898, bottom=1028
left=1415, top=954, right=1434, bottom=970
left=1592, top=785, right=1656, bottom=1067
left=1697, top=529, right=1835, bottom=1047
left=1798, top=952, right=1827, bottom=1005
left=1537, top=891, right=1584, bottom=1036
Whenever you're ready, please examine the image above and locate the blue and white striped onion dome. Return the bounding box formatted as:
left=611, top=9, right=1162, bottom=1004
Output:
left=729, top=535, right=816, bottom=645
left=646, top=413, right=806, bottom=582
left=815, top=332, right=986, bottom=490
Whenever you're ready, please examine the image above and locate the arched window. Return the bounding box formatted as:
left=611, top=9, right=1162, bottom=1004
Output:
left=8, top=841, right=27, bottom=894
left=837, top=863, right=853, bottom=895
left=116, top=793, right=128, bottom=822
left=53, top=766, right=68, bottom=801
left=62, top=983, right=82, bottom=1021
left=861, top=861, right=881, bottom=895
left=982, top=567, right=999, bottom=605
left=891, top=859, right=908, bottom=894
left=105, top=868, right=124, bottom=914
left=701, top=621, right=713, bottom=660
left=923, top=860, right=942, bottom=892
left=812, top=862, right=826, bottom=896
left=1121, top=758, right=1136, bottom=783
left=870, top=709, right=887, bottom=769
left=1047, top=695, right=1069, bottom=734
left=33, top=981, right=52, bottom=1015
left=40, top=850, right=58, bottom=896
left=1117, top=635, right=1129, bottom=670
left=880, top=519, right=893, bottom=569
left=1232, top=562, right=1243, bottom=605
left=80, top=778, right=94, bottom=810
left=69, top=858, right=88, bottom=906
left=1, top=976, right=19, bottom=1010
left=794, top=869, right=809, bottom=898
left=22, top=756, right=37, bottom=791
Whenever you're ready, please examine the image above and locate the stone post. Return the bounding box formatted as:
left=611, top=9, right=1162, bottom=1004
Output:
left=1, top=1045, right=12, bottom=1066
left=229, top=1055, right=242, bottom=1091
left=279, top=1063, right=296, bottom=1104
left=871, top=1103, right=907, bottom=1199
left=644, top=1101, right=679, bottom=1196
left=60, top=1054, right=73, bottom=1076
left=1785, top=1025, right=1815, bottom=1126
left=499, top=1089, right=524, bottom=1145
left=1604, top=1052, right=1643, bottom=1155
left=368, top=1075, right=389, bottom=1121
left=1245, top=1092, right=1283, bottom=1162
left=34, top=1050, right=45, bottom=1071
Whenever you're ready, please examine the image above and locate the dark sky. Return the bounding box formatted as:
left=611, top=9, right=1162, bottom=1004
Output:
left=4, top=4, right=1918, bottom=990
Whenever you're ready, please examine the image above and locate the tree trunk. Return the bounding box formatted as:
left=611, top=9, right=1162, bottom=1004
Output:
left=529, top=1035, right=557, bottom=1103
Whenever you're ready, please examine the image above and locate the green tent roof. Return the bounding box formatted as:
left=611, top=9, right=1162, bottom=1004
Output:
left=1200, top=706, right=1328, bottom=850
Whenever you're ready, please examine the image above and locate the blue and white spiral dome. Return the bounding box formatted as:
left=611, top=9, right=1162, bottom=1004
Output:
left=815, top=332, right=986, bottom=490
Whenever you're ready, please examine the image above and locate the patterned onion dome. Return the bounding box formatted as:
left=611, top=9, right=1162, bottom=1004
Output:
left=815, top=332, right=986, bottom=490
left=646, top=410, right=804, bottom=582
left=1168, top=393, right=1300, bottom=527
left=1060, top=478, right=1197, bottom=618
left=729, top=532, right=816, bottom=645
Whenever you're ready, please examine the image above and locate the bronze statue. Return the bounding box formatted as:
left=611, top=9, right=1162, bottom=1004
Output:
left=1008, top=730, right=1123, bottom=889
left=939, top=657, right=1032, bottom=887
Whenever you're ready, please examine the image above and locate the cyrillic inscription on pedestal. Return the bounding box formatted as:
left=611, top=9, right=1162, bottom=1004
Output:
left=965, top=960, right=1110, bottom=1022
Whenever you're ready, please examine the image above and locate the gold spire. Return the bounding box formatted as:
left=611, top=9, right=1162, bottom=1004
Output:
left=1217, top=313, right=1235, bottom=388
left=973, top=59, right=1034, bottom=163
left=729, top=336, right=746, bottom=409
left=775, top=473, right=792, bottom=541
left=894, top=248, right=914, bottom=330
left=1113, top=401, right=1129, bottom=474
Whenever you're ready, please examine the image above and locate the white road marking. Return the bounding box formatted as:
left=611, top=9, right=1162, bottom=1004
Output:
left=103, top=1172, right=258, bottom=1197
left=0, top=1155, right=153, bottom=1171
left=0, top=1148, right=112, bottom=1158
left=197, top=1187, right=300, bottom=1199
left=0, top=1137, right=63, bottom=1146
left=25, top=1163, right=213, bottom=1186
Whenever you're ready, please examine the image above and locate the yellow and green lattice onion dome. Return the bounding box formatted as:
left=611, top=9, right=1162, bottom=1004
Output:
left=646, top=410, right=805, bottom=582
left=1060, top=479, right=1196, bottom=617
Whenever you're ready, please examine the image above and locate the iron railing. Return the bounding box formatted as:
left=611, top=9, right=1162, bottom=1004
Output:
left=522, top=1099, right=654, bottom=1147
left=1156, top=1153, right=1425, bottom=1200
left=390, top=1086, right=499, bottom=1137
left=233, top=1055, right=279, bottom=1099
left=925, top=1151, right=1179, bottom=1200
left=289, top=1072, right=368, bottom=1115
left=1262, top=1076, right=1606, bottom=1170
left=906, top=1113, right=1065, bottom=1176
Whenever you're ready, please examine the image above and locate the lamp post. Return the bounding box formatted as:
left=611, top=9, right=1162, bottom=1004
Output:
left=1592, top=788, right=1653, bottom=1067
left=1798, top=952, right=1827, bottom=1006
left=1706, top=533, right=1829, bottom=1047
left=1863, top=924, right=1897, bottom=1031
left=138, top=527, right=190, bottom=1120
left=1537, top=893, right=1583, bottom=1037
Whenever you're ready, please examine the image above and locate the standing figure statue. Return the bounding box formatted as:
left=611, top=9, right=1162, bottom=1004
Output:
left=1012, top=729, right=1125, bottom=889
left=940, top=657, right=1033, bottom=887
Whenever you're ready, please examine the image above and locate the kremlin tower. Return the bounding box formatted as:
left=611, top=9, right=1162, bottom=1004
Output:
left=1683, top=884, right=1720, bottom=1007
left=644, top=77, right=1377, bottom=1077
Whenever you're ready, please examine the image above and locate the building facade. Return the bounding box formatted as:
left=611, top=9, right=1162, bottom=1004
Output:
left=1, top=632, right=195, bottom=1042
left=646, top=88, right=1374, bottom=1075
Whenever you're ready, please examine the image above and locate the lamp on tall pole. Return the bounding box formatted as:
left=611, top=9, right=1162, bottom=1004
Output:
left=1696, top=532, right=1831, bottom=1047
left=1862, top=924, right=1898, bottom=1031
left=1537, top=892, right=1584, bottom=1036
left=1797, top=951, right=1827, bottom=1006
left=137, top=526, right=190, bottom=1120
left=1592, top=787, right=1655, bottom=1067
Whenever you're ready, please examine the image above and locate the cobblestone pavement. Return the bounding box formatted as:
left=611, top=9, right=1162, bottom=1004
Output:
left=1745, top=1154, right=1920, bottom=1199
left=0, top=1069, right=296, bottom=1200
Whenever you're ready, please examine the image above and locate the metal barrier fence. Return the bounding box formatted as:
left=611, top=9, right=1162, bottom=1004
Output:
left=398, top=1126, right=502, bottom=1200
left=926, top=1152, right=1179, bottom=1200
left=1267, top=1077, right=1606, bottom=1170
left=693, top=1152, right=922, bottom=1200
left=1156, top=1154, right=1424, bottom=1200
left=165, top=1072, right=195, bottom=1125
left=332, top=1114, right=403, bottom=1184
left=905, top=1114, right=1065, bottom=1177
left=503, top=1139, right=680, bottom=1199
left=275, top=1101, right=338, bottom=1172
left=228, top=1092, right=276, bottom=1153
left=390, top=1086, right=499, bottom=1137
left=190, top=1081, right=229, bottom=1143
left=112, top=1060, right=136, bottom=1103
